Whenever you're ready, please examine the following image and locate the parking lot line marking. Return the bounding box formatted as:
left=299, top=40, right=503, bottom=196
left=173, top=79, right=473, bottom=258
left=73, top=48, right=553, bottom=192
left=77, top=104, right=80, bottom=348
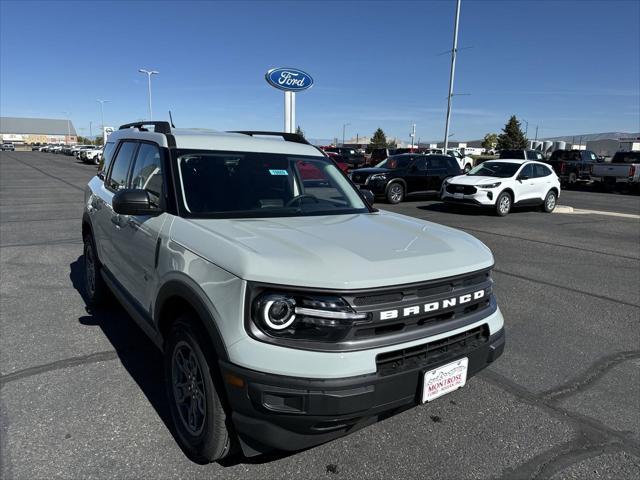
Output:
left=569, top=208, right=640, bottom=219
left=0, top=350, right=119, bottom=386
left=4, top=153, right=85, bottom=192
left=460, top=226, right=640, bottom=262
left=493, top=268, right=640, bottom=309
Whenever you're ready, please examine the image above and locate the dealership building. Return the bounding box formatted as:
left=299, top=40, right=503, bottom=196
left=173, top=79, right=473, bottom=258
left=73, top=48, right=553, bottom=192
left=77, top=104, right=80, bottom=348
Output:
left=0, top=117, right=77, bottom=145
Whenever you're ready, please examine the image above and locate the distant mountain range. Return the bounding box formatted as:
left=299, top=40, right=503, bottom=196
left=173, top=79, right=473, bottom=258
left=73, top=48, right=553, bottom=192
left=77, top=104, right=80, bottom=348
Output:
left=539, top=132, right=640, bottom=142
left=309, top=132, right=639, bottom=147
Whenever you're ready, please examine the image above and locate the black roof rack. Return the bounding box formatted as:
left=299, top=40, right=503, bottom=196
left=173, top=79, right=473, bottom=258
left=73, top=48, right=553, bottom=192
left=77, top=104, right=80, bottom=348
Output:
left=228, top=131, right=310, bottom=145
left=119, top=121, right=172, bottom=134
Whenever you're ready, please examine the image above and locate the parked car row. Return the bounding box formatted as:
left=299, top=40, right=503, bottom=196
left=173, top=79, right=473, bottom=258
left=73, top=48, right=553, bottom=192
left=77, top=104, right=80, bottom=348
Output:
left=30, top=143, right=104, bottom=164
left=350, top=152, right=562, bottom=216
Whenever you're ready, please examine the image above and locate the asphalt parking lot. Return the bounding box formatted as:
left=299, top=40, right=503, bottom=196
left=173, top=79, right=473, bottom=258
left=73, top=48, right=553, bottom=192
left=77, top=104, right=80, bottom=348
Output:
left=1, top=151, right=639, bottom=479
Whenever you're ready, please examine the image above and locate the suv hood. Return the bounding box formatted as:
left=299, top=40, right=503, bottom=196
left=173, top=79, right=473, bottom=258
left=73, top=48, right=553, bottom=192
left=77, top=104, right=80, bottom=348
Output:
left=170, top=211, right=493, bottom=290
left=449, top=175, right=505, bottom=185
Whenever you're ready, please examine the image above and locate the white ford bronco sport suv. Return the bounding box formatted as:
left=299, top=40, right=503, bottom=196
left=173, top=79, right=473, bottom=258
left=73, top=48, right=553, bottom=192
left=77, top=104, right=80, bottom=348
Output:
left=83, top=122, right=505, bottom=462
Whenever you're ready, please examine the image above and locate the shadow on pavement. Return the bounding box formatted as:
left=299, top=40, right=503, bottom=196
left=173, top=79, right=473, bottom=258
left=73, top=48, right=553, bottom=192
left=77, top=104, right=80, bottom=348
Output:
left=69, top=255, right=297, bottom=467
left=69, top=256, right=178, bottom=453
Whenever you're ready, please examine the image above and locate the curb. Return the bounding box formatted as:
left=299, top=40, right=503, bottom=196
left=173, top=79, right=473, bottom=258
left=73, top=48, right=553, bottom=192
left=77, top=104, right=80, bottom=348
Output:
left=553, top=205, right=574, bottom=213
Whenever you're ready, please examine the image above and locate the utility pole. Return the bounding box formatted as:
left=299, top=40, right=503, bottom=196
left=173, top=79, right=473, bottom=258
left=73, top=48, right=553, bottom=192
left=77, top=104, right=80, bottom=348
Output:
left=62, top=111, right=71, bottom=143
left=523, top=119, right=529, bottom=138
left=535, top=125, right=539, bottom=141
left=443, top=0, right=461, bottom=154
left=96, top=99, right=110, bottom=146
left=89, top=121, right=92, bottom=139
left=138, top=68, right=159, bottom=119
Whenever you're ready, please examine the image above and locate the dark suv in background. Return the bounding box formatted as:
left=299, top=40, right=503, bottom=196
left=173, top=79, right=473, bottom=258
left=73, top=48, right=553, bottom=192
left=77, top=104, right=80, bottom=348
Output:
left=350, top=154, right=461, bottom=203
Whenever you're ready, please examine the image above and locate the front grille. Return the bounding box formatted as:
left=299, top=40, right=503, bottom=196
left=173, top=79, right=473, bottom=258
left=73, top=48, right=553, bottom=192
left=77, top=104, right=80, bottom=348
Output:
left=341, top=269, right=494, bottom=343
left=375, top=325, right=489, bottom=376
left=446, top=184, right=477, bottom=195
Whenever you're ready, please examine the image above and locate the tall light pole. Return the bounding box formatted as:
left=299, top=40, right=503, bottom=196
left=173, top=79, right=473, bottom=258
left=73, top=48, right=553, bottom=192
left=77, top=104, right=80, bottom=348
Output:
left=61, top=111, right=71, bottom=144
left=138, top=68, right=159, bottom=120
left=443, top=0, right=461, bottom=154
left=96, top=99, right=110, bottom=145
left=342, top=123, right=350, bottom=147
left=410, top=123, right=416, bottom=150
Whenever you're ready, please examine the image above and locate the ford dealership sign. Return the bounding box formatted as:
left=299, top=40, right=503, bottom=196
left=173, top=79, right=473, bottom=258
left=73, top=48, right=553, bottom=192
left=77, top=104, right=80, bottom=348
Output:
left=265, top=68, right=314, bottom=92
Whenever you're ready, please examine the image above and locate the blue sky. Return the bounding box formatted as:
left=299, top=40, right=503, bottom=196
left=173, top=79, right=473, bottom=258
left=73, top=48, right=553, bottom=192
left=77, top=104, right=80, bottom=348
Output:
left=1, top=0, right=639, bottom=142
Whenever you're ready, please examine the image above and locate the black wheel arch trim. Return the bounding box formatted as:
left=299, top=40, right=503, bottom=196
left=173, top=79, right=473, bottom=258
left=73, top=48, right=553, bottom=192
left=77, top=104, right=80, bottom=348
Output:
left=154, top=280, right=230, bottom=362
left=385, top=178, right=407, bottom=192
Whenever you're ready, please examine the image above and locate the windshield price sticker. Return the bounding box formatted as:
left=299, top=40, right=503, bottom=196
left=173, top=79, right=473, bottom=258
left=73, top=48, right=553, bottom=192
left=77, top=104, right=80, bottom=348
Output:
left=268, top=169, right=289, bottom=176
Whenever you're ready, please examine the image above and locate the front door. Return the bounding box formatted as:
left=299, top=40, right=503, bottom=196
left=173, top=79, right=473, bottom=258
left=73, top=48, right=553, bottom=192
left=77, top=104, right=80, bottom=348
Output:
left=112, top=142, right=167, bottom=309
left=515, top=163, right=538, bottom=202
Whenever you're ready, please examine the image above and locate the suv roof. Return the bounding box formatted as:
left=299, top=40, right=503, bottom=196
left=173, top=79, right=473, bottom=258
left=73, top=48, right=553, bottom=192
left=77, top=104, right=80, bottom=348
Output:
left=111, top=122, right=323, bottom=157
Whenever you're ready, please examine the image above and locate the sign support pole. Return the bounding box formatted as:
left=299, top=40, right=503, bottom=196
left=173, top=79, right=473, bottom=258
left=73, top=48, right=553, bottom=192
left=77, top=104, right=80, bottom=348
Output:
left=284, top=91, right=296, bottom=133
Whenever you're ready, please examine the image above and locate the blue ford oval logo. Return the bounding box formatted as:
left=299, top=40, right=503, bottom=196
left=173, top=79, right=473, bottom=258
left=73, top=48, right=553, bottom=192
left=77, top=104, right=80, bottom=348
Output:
left=265, top=67, right=314, bottom=92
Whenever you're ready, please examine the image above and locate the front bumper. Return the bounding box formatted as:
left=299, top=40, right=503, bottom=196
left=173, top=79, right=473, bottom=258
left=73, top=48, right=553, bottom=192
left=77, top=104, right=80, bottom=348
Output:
left=441, top=189, right=496, bottom=206
left=221, top=327, right=505, bottom=456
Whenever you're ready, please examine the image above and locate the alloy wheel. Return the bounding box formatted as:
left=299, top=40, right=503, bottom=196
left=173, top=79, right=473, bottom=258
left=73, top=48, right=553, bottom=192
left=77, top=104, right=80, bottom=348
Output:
left=499, top=195, right=510, bottom=215
left=172, top=341, right=207, bottom=436
left=389, top=184, right=403, bottom=203
left=546, top=192, right=556, bottom=211
left=85, top=243, right=96, bottom=297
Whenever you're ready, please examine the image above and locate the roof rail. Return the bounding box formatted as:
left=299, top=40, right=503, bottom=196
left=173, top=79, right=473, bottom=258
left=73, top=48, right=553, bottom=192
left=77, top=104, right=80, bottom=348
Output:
left=228, top=131, right=310, bottom=145
left=119, top=121, right=172, bottom=134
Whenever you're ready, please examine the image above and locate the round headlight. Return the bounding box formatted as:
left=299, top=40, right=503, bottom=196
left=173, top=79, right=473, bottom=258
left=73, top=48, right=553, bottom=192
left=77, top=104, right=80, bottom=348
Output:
left=260, top=295, right=296, bottom=330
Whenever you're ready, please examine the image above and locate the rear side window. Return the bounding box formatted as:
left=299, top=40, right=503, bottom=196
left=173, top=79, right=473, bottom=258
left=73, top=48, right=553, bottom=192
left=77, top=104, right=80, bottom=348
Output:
left=611, top=151, right=640, bottom=163
left=534, top=164, right=551, bottom=177
left=107, top=141, right=138, bottom=191
left=130, top=143, right=163, bottom=207
left=98, top=142, right=116, bottom=179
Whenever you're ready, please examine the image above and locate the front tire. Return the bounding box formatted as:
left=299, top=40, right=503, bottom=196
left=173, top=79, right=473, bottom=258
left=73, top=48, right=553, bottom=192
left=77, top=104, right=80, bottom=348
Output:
left=386, top=182, right=405, bottom=204
left=495, top=191, right=512, bottom=216
left=543, top=190, right=557, bottom=213
left=83, top=234, right=109, bottom=306
left=165, top=318, right=231, bottom=463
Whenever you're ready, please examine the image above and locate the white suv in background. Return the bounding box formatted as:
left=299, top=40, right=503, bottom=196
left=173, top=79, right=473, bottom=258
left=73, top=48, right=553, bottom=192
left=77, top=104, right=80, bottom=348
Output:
left=441, top=160, right=561, bottom=216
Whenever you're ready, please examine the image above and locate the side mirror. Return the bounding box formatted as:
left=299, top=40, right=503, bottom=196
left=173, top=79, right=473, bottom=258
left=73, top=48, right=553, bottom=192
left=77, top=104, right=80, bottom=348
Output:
left=112, top=189, right=161, bottom=216
left=360, top=188, right=375, bottom=206
left=517, top=175, right=529, bottom=181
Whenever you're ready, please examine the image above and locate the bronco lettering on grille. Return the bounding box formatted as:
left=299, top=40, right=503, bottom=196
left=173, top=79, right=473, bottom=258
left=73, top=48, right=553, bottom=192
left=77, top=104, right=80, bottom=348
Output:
left=379, top=289, right=485, bottom=320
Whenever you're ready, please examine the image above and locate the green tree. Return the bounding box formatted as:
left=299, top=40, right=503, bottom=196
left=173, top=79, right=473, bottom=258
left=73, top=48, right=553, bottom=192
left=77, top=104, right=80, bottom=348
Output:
left=295, top=125, right=305, bottom=138
left=370, top=128, right=388, bottom=149
left=482, top=133, right=498, bottom=150
left=497, top=115, right=528, bottom=150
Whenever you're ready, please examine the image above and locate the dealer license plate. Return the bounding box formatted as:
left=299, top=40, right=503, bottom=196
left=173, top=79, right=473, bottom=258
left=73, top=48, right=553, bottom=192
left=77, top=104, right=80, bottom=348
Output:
left=422, top=358, right=468, bottom=403
left=453, top=192, right=464, bottom=199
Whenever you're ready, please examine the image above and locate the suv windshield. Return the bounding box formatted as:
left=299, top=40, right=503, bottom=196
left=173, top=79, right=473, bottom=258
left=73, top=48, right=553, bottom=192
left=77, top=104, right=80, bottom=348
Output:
left=611, top=151, right=640, bottom=163
left=176, top=150, right=368, bottom=218
left=375, top=155, right=413, bottom=169
left=467, top=162, right=521, bottom=178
